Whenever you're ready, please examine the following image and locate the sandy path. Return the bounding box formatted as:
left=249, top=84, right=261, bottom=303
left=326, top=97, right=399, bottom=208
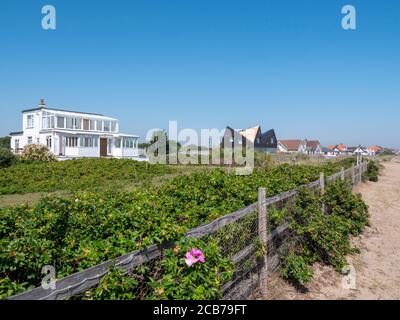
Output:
left=268, top=158, right=400, bottom=300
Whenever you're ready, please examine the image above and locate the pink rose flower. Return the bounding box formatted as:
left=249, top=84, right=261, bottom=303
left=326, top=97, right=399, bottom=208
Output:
left=184, top=248, right=206, bottom=267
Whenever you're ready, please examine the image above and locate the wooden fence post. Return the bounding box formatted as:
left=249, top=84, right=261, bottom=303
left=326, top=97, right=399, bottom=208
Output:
left=320, top=172, right=325, bottom=213
left=341, top=167, right=345, bottom=181
left=258, top=187, right=268, bottom=298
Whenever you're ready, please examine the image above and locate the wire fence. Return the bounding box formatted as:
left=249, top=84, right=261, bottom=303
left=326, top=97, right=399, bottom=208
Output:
left=8, top=161, right=368, bottom=300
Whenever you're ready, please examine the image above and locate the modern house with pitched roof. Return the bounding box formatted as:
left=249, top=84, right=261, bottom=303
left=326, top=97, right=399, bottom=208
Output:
left=9, top=100, right=141, bottom=159
left=278, top=139, right=322, bottom=155
left=221, top=125, right=278, bottom=153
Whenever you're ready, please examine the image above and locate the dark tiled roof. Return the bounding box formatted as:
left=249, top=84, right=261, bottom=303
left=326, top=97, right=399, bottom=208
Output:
left=9, top=131, right=23, bottom=136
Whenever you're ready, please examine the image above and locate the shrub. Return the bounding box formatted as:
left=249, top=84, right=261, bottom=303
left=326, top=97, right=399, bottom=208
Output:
left=0, top=137, right=11, bottom=149
left=284, top=182, right=369, bottom=284
left=148, top=238, right=234, bottom=300
left=81, top=267, right=138, bottom=300
left=0, top=148, right=16, bottom=168
left=20, top=144, right=57, bottom=163
left=281, top=253, right=313, bottom=285
left=363, top=160, right=379, bottom=182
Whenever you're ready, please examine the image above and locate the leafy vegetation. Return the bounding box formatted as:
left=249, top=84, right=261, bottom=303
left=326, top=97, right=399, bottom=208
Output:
left=0, top=158, right=175, bottom=194
left=282, top=181, right=369, bottom=285
left=363, top=160, right=380, bottom=182
left=0, top=136, right=10, bottom=149
left=20, top=144, right=57, bottom=163
left=0, top=158, right=358, bottom=298
left=0, top=148, right=16, bottom=168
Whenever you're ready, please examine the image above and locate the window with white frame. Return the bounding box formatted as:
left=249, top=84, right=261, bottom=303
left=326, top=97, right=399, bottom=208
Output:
left=27, top=136, right=33, bottom=144
left=96, top=120, right=102, bottom=131
left=66, top=136, right=78, bottom=147
left=15, top=139, right=20, bottom=150
left=42, top=112, right=55, bottom=129
left=103, top=121, right=110, bottom=132
left=73, top=118, right=82, bottom=130
left=111, top=122, right=117, bottom=132
left=66, top=117, right=73, bottom=129
left=57, top=116, right=65, bottom=128
left=46, top=136, right=52, bottom=149
left=115, top=138, right=121, bottom=148
left=26, top=115, right=34, bottom=128
left=123, top=137, right=135, bottom=148
left=80, top=136, right=98, bottom=148
left=89, top=120, right=95, bottom=130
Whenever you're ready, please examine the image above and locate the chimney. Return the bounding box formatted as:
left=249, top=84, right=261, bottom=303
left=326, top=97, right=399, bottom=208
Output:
left=39, top=99, right=46, bottom=108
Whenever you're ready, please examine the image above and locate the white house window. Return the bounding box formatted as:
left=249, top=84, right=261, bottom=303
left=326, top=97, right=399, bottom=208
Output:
left=15, top=139, right=19, bottom=150
left=123, top=138, right=135, bottom=149
left=104, top=121, right=111, bottom=132
left=42, top=112, right=55, bottom=129
left=111, top=122, right=117, bottom=132
left=80, top=137, right=98, bottom=148
left=57, top=117, right=65, bottom=128
left=73, top=118, right=82, bottom=130
left=46, top=136, right=52, bottom=149
left=66, top=117, right=73, bottom=129
left=96, top=120, right=102, bottom=131
left=115, top=138, right=121, bottom=148
left=66, top=137, right=78, bottom=147
left=27, top=136, right=33, bottom=145
left=26, top=115, right=34, bottom=128
left=89, top=120, right=95, bottom=130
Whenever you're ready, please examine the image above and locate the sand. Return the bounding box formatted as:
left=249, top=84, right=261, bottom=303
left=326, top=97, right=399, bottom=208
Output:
left=268, top=158, right=400, bottom=300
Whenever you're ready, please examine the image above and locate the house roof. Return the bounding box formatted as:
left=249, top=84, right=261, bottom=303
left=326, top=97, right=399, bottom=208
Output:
left=336, top=144, right=347, bottom=152
left=9, top=131, right=23, bottom=136
left=22, top=106, right=105, bottom=117
left=305, top=140, right=320, bottom=151
left=278, top=140, right=302, bottom=151
left=327, top=145, right=336, bottom=150
left=368, top=145, right=383, bottom=152
left=239, top=125, right=260, bottom=143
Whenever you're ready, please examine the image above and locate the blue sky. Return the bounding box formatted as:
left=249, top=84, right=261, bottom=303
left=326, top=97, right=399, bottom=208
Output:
left=0, top=0, right=399, bottom=148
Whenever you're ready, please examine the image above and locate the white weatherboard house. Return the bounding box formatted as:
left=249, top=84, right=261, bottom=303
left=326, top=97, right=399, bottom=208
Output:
left=10, top=100, right=141, bottom=159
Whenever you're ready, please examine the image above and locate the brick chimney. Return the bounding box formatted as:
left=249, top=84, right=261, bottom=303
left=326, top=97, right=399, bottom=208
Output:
left=39, top=99, right=46, bottom=108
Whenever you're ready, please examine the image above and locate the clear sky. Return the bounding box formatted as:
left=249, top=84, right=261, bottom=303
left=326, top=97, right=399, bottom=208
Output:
left=0, top=0, right=399, bottom=148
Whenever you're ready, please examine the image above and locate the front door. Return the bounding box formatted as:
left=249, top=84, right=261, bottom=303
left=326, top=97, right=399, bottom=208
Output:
left=100, top=138, right=108, bottom=157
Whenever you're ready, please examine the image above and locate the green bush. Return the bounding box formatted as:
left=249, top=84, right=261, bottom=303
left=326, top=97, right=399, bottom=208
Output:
left=0, top=148, right=16, bottom=168
left=20, top=144, right=57, bottom=163
left=363, top=160, right=380, bottom=182
left=284, top=182, right=369, bottom=284
left=0, top=137, right=10, bottom=149
left=282, top=253, right=313, bottom=285
left=148, top=238, right=234, bottom=300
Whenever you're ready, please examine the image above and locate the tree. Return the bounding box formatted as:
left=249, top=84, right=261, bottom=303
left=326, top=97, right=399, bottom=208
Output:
left=0, top=136, right=11, bottom=149
left=0, top=148, right=16, bottom=167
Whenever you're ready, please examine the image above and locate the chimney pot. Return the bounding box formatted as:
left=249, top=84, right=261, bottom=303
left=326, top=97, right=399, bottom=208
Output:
left=39, top=99, right=45, bottom=107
